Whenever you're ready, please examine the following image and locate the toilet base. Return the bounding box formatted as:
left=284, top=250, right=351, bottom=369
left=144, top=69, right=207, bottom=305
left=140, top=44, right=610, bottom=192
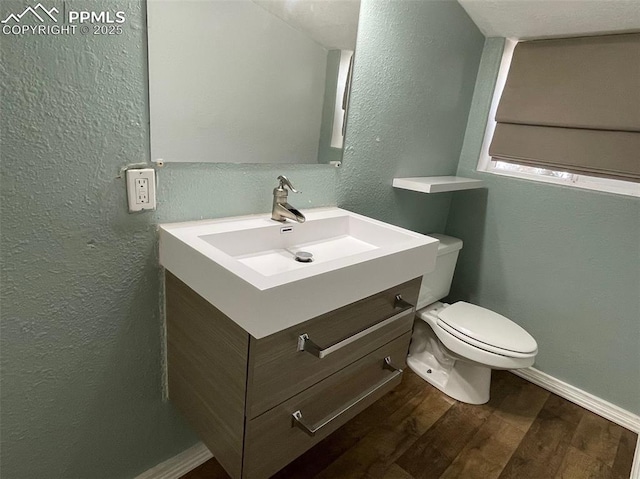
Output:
left=407, top=351, right=491, bottom=405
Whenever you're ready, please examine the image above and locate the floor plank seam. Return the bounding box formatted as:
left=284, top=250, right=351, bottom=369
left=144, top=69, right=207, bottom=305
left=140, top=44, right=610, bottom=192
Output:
left=171, top=370, right=638, bottom=479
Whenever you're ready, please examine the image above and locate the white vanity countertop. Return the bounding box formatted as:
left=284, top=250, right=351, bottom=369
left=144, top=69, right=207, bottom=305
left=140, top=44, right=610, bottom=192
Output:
left=160, top=207, right=439, bottom=338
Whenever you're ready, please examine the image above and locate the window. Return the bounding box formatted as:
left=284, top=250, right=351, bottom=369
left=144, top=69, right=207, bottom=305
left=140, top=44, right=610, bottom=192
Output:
left=478, top=38, right=640, bottom=198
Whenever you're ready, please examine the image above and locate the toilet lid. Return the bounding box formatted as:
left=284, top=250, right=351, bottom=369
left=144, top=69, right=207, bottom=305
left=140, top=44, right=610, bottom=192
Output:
left=437, top=302, right=538, bottom=354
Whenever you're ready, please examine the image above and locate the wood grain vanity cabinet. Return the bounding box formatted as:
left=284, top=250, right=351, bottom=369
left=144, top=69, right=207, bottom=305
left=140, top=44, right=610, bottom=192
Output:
left=165, top=271, right=420, bottom=479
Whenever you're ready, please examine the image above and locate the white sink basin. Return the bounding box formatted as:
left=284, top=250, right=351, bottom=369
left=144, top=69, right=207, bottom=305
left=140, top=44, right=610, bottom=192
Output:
left=159, top=207, right=439, bottom=338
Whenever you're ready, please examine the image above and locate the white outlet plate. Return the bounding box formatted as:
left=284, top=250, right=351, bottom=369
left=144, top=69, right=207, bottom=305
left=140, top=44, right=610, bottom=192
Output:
left=126, top=168, right=156, bottom=212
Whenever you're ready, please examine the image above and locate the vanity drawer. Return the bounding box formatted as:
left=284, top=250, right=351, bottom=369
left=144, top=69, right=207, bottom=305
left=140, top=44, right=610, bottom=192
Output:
left=242, top=332, right=411, bottom=479
left=246, top=277, right=420, bottom=418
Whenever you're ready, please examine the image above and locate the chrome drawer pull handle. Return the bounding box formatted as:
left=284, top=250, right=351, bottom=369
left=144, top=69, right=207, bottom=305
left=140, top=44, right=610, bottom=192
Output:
left=394, top=294, right=413, bottom=310
left=383, top=356, right=403, bottom=373
left=297, top=297, right=414, bottom=359
left=291, top=356, right=403, bottom=437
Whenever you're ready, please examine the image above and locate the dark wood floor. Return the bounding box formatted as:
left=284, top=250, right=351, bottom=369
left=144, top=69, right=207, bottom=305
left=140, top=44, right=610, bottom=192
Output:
left=181, top=370, right=638, bottom=479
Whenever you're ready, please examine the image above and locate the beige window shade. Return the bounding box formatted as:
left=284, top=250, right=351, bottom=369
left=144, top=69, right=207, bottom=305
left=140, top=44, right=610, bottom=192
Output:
left=489, top=33, right=640, bottom=183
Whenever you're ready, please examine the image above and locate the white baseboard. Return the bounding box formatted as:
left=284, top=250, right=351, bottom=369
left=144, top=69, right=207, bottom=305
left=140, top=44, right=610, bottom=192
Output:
left=138, top=368, right=639, bottom=479
left=134, top=442, right=212, bottom=479
left=510, top=367, right=640, bottom=433
left=511, top=367, right=640, bottom=479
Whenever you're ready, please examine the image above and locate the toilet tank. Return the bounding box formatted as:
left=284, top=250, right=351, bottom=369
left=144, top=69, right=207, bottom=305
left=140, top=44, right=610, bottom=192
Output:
left=417, top=234, right=463, bottom=309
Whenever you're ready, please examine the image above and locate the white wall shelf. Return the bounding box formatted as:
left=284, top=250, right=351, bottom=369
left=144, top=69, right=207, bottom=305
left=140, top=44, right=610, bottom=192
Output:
left=392, top=176, right=485, bottom=194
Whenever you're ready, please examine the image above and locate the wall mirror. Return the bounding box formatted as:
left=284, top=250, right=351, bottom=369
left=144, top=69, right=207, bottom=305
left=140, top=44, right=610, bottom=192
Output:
left=147, top=0, right=361, bottom=164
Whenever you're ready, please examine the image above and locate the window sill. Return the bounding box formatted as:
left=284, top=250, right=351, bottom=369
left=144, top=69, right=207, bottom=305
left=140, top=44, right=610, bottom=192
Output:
left=478, top=167, right=640, bottom=198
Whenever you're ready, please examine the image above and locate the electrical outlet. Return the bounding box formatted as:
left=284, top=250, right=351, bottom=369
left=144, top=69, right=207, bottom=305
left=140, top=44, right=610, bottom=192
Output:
left=126, top=168, right=156, bottom=212
left=135, top=178, right=149, bottom=204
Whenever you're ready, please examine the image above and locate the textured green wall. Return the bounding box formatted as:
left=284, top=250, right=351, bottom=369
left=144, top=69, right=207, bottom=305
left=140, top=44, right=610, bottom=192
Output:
left=340, top=0, right=484, bottom=233
left=0, top=1, right=335, bottom=478
left=446, top=38, right=640, bottom=414
left=0, top=0, right=484, bottom=477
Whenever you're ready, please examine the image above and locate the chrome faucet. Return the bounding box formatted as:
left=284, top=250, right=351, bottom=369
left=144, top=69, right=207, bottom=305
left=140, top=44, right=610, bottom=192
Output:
left=271, top=175, right=306, bottom=223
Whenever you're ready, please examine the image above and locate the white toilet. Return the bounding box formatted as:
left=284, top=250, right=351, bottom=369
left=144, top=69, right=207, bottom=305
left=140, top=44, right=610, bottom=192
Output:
left=408, top=234, right=538, bottom=405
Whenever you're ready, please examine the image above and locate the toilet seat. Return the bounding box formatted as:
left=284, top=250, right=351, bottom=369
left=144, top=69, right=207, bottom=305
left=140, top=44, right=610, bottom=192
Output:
left=416, top=302, right=537, bottom=369
left=437, top=302, right=538, bottom=356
